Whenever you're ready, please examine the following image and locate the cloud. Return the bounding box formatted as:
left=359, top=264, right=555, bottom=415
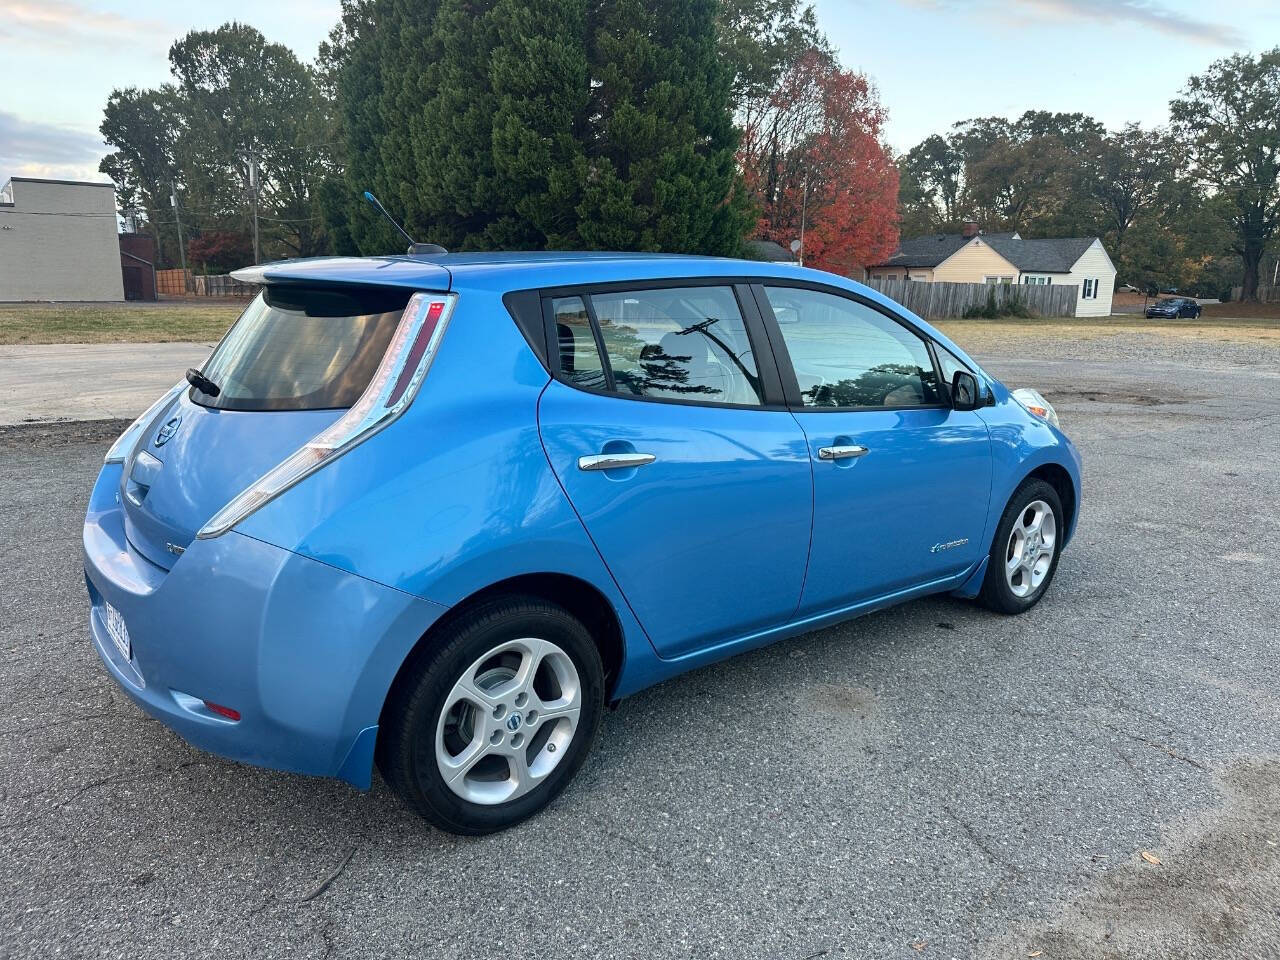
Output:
left=0, top=111, right=107, bottom=182
left=1018, top=0, right=1243, bottom=46
left=895, top=0, right=1243, bottom=46
left=0, top=0, right=172, bottom=47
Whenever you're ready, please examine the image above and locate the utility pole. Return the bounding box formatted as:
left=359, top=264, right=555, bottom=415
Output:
left=247, top=153, right=261, bottom=265
left=798, top=171, right=809, bottom=268
left=170, top=182, right=188, bottom=291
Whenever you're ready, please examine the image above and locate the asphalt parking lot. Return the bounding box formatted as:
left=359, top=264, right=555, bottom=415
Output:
left=2, top=329, right=1279, bottom=959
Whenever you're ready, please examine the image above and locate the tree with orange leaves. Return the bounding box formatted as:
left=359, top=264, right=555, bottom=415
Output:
left=739, top=50, right=899, bottom=275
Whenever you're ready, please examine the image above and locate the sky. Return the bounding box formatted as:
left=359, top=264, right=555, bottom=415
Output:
left=2, top=0, right=1278, bottom=183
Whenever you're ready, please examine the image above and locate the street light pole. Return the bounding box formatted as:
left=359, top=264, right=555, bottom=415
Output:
left=248, top=154, right=261, bottom=265
left=170, top=182, right=188, bottom=291
left=798, top=171, right=809, bottom=268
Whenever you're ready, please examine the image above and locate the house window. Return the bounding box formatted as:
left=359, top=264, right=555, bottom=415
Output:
left=1083, top=278, right=1094, bottom=299
left=909, top=273, right=928, bottom=282
left=1021, top=275, right=1051, bottom=286
left=984, top=276, right=1014, bottom=285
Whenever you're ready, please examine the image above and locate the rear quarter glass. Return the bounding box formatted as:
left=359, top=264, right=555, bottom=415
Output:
left=192, top=286, right=415, bottom=412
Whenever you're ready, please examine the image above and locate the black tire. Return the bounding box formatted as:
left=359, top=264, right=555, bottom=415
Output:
left=377, top=597, right=605, bottom=835
left=977, top=479, right=1064, bottom=615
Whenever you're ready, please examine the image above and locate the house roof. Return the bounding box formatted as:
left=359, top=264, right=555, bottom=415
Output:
left=871, top=230, right=1098, bottom=273
left=985, top=235, right=1096, bottom=273
left=873, top=233, right=971, bottom=268
left=744, top=239, right=797, bottom=263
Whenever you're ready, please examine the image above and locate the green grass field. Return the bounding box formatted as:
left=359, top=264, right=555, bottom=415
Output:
left=0, top=302, right=242, bottom=345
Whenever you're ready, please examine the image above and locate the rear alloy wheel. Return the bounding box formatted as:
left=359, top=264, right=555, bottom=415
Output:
left=435, top=637, right=582, bottom=806
left=978, top=479, right=1064, bottom=614
left=378, top=598, right=604, bottom=835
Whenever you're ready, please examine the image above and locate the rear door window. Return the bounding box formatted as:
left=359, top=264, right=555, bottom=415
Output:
left=558, top=285, right=763, bottom=406
left=191, top=286, right=414, bottom=412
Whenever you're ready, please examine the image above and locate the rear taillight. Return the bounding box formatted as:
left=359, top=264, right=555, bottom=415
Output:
left=197, top=291, right=458, bottom=539
left=387, top=299, right=446, bottom=407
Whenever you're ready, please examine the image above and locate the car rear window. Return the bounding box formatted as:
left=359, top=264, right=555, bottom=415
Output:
left=191, top=286, right=415, bottom=412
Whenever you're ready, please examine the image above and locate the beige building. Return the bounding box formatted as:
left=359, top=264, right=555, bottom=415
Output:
left=0, top=177, right=124, bottom=302
left=868, top=224, right=1116, bottom=318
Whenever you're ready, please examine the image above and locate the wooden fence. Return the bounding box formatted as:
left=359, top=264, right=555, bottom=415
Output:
left=1230, top=285, right=1280, bottom=302
left=192, top=274, right=256, bottom=297
left=155, top=268, right=190, bottom=296
left=155, top=268, right=256, bottom=299
left=865, top=277, right=1078, bottom=318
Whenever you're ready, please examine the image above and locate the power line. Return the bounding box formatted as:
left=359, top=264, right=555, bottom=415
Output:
left=0, top=210, right=117, bottom=218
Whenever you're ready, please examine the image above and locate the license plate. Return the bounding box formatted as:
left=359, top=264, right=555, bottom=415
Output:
left=104, top=602, right=131, bottom=661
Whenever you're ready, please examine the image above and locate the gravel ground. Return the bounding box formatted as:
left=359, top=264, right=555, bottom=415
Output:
left=2, top=332, right=1279, bottom=959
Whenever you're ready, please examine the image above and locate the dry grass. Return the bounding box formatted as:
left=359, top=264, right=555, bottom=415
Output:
left=0, top=301, right=242, bottom=345
left=1200, top=301, right=1280, bottom=321
left=1, top=297, right=1275, bottom=348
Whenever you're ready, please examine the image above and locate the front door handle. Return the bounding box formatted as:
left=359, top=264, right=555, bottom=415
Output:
left=578, top=452, right=657, bottom=471
left=817, top=445, right=869, bottom=461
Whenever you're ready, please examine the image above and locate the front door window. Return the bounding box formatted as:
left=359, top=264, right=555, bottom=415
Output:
left=761, top=286, right=941, bottom=409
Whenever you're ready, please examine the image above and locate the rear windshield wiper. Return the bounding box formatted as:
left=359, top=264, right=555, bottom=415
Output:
left=185, top=368, right=221, bottom=397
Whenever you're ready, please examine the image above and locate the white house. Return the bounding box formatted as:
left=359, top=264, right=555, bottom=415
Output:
left=0, top=177, right=124, bottom=302
left=867, top=223, right=1117, bottom=318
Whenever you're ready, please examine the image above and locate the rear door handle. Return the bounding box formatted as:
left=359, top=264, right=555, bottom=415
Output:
left=817, top=445, right=869, bottom=461
left=578, top=452, right=657, bottom=471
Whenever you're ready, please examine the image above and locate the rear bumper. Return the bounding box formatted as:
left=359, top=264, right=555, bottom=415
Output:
left=82, top=463, right=448, bottom=787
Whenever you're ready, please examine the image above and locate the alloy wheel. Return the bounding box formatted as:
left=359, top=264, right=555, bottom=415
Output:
left=435, top=637, right=581, bottom=805
left=1004, top=499, right=1057, bottom=598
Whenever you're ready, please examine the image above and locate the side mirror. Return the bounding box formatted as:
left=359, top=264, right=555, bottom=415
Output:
left=951, top=371, right=982, bottom=411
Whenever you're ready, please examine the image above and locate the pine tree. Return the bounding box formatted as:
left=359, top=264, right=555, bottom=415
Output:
left=579, top=0, right=751, bottom=254
left=404, top=0, right=502, bottom=249
left=489, top=0, right=591, bottom=247
left=331, top=0, right=750, bottom=254
left=330, top=0, right=425, bottom=254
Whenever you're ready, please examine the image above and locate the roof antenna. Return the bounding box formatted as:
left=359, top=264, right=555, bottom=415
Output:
left=362, top=191, right=448, bottom=256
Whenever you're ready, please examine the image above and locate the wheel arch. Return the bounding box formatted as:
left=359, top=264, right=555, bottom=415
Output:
left=1024, top=461, right=1077, bottom=545
left=376, top=572, right=627, bottom=734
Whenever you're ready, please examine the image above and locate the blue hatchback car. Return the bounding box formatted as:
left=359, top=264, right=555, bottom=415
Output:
left=83, top=253, right=1080, bottom=834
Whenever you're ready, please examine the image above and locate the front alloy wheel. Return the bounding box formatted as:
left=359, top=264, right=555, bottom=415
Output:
left=979, top=479, right=1064, bottom=614
left=1004, top=499, right=1057, bottom=599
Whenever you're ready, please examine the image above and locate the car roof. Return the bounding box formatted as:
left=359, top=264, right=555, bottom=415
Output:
left=234, top=251, right=822, bottom=292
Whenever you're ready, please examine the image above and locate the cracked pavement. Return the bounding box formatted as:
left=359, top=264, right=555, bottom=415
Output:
left=1, top=331, right=1279, bottom=959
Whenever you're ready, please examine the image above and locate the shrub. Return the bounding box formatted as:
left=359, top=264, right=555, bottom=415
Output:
left=962, top=286, right=1037, bottom=319
left=187, top=231, right=254, bottom=274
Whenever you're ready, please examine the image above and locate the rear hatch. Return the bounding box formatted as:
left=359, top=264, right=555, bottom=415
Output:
left=121, top=283, right=427, bottom=570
